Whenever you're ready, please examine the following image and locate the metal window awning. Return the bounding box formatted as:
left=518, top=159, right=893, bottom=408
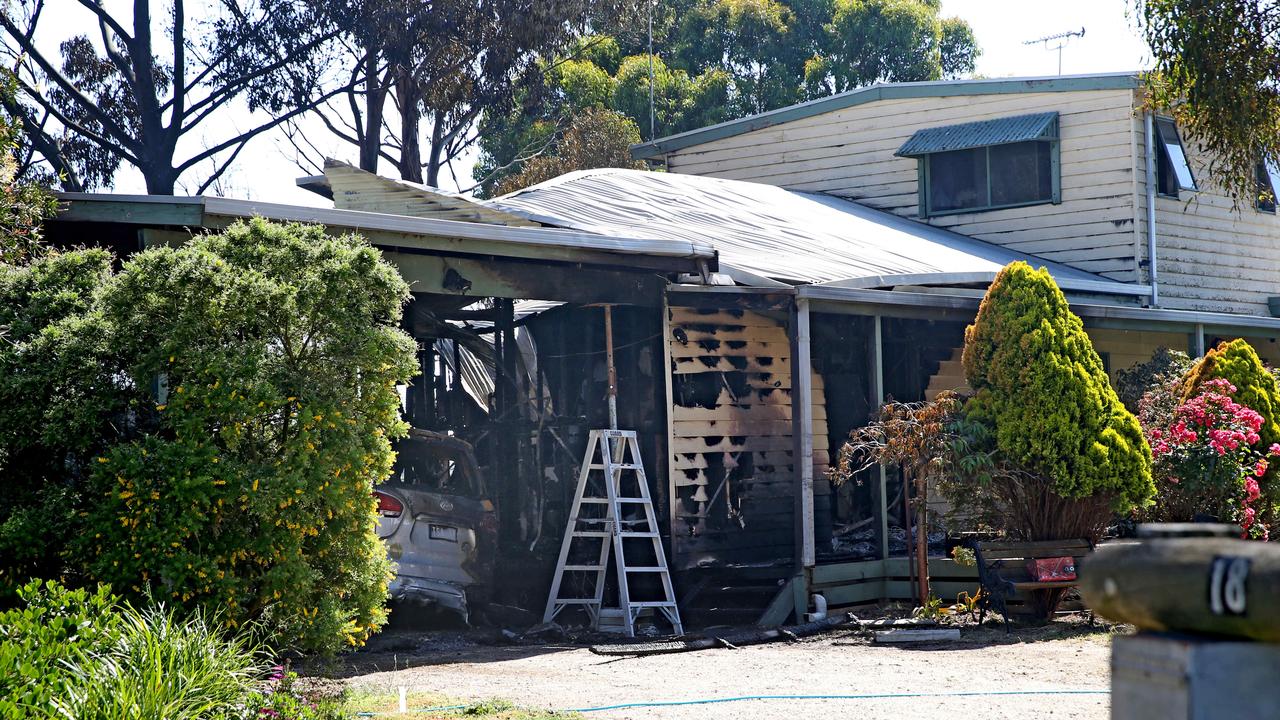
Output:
left=895, top=112, right=1059, bottom=157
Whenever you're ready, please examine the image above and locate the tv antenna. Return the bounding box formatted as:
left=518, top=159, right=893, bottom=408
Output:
left=1024, top=27, right=1086, bottom=75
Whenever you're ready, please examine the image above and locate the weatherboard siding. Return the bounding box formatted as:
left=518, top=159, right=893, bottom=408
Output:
left=1134, top=127, right=1280, bottom=315
left=666, top=88, right=1144, bottom=285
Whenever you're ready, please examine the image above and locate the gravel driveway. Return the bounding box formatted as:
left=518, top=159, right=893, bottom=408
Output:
left=338, top=620, right=1115, bottom=719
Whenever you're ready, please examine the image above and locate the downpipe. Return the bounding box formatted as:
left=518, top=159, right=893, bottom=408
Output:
left=1145, top=112, right=1160, bottom=307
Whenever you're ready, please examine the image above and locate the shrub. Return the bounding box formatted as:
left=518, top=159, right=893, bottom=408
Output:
left=1116, top=347, right=1194, bottom=414
left=1181, top=339, right=1280, bottom=521
left=1143, top=378, right=1273, bottom=538
left=54, top=604, right=265, bottom=720
left=0, top=580, right=121, bottom=716
left=74, top=218, right=418, bottom=653
left=960, top=262, right=1154, bottom=538
left=0, top=579, right=272, bottom=720
left=0, top=250, right=127, bottom=594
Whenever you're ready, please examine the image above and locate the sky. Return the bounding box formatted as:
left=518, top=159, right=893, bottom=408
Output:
left=52, top=0, right=1155, bottom=205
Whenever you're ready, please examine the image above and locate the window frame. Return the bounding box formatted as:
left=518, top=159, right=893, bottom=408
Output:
left=1257, top=157, right=1280, bottom=214
left=1153, top=115, right=1198, bottom=199
left=916, top=127, right=1061, bottom=219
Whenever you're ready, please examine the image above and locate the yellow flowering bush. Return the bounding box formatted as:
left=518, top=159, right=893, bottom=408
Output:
left=76, top=219, right=417, bottom=653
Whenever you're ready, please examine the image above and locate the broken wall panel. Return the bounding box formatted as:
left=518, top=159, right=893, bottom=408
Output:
left=666, top=302, right=827, bottom=570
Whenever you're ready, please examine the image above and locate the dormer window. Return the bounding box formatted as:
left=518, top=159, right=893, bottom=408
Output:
left=897, top=112, right=1060, bottom=218
left=1154, top=116, right=1197, bottom=197
left=1257, top=157, right=1280, bottom=213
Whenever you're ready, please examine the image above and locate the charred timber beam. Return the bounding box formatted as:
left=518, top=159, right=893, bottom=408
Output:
left=385, top=251, right=666, bottom=306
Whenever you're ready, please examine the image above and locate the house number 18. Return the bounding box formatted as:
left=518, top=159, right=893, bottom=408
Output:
left=1208, top=556, right=1250, bottom=616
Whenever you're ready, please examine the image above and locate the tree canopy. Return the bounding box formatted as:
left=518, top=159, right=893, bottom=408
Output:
left=1, top=0, right=353, bottom=194
left=473, top=0, right=979, bottom=197
left=1138, top=0, right=1280, bottom=207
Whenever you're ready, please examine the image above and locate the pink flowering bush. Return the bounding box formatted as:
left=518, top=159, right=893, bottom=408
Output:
left=1142, top=378, right=1272, bottom=539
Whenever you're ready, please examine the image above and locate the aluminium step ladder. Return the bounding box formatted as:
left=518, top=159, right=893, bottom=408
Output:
left=542, top=429, right=683, bottom=637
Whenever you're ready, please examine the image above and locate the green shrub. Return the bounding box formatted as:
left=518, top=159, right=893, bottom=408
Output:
left=1181, top=338, right=1280, bottom=520
left=1115, top=347, right=1194, bottom=414
left=75, top=218, right=417, bottom=653
left=0, top=580, right=121, bottom=718
left=961, top=262, right=1154, bottom=528
left=54, top=603, right=265, bottom=720
left=0, top=250, right=126, bottom=594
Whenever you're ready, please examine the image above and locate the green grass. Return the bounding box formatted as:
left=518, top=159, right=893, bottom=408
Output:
left=345, top=689, right=582, bottom=719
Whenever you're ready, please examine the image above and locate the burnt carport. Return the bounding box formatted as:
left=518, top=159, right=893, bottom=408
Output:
left=49, top=192, right=718, bottom=618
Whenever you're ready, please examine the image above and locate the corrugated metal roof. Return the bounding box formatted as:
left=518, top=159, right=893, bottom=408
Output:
left=487, top=169, right=1145, bottom=296
left=896, top=112, right=1058, bottom=157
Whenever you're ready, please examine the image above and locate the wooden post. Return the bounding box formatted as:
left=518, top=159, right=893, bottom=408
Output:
left=795, top=298, right=815, bottom=570
left=604, top=305, right=618, bottom=431
left=1081, top=537, right=1280, bottom=642
left=873, top=316, right=889, bottom=565
left=915, top=473, right=929, bottom=607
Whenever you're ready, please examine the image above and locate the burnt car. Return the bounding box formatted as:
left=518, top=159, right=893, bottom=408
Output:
left=374, top=429, right=497, bottom=623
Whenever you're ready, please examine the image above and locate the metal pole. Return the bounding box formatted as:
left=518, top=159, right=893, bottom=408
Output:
left=604, top=305, right=618, bottom=431
left=1145, top=112, right=1160, bottom=307
left=647, top=0, right=656, bottom=140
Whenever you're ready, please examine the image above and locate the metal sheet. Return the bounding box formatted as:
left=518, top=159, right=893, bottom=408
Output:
left=895, top=112, right=1058, bottom=157
left=489, top=168, right=1130, bottom=295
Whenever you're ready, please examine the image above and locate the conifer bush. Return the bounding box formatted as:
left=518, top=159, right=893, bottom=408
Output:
left=75, top=219, right=417, bottom=653
left=960, top=262, right=1154, bottom=539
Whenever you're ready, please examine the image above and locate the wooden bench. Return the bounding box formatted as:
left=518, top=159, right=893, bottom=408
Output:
left=972, top=538, right=1093, bottom=631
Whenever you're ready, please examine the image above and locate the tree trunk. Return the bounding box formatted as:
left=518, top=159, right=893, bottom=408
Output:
left=397, top=75, right=422, bottom=183
left=359, top=51, right=384, bottom=173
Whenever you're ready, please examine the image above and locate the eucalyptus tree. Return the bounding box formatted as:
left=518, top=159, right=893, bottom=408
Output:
left=0, top=0, right=354, bottom=194
left=1137, top=0, right=1280, bottom=207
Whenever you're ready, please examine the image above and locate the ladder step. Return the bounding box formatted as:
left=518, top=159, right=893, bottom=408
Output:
left=578, top=497, right=649, bottom=504
left=572, top=531, right=610, bottom=537
left=624, top=567, right=667, bottom=572
left=628, top=601, right=679, bottom=607
left=588, top=464, right=642, bottom=470
left=620, top=531, right=660, bottom=538
left=563, top=565, right=605, bottom=571
left=554, top=599, right=602, bottom=604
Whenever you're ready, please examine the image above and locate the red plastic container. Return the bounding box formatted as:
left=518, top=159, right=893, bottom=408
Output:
left=1027, top=556, right=1077, bottom=582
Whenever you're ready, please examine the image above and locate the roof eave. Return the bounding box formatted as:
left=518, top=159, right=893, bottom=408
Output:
left=53, top=192, right=719, bottom=271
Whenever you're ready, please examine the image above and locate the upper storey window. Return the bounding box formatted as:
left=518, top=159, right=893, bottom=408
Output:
left=897, top=112, right=1060, bottom=218
left=1154, top=116, right=1197, bottom=197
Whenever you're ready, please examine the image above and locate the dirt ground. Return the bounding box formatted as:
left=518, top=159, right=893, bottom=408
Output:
left=331, top=616, right=1119, bottom=719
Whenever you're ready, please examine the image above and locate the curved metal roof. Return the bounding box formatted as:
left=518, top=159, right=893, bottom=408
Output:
left=488, top=168, right=1147, bottom=297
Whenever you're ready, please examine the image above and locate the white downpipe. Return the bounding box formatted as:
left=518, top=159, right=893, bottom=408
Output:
left=1145, top=112, right=1160, bottom=307
left=807, top=593, right=828, bottom=622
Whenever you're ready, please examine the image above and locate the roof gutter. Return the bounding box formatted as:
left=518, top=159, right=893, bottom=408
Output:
left=815, top=272, right=1152, bottom=298
left=795, top=285, right=1280, bottom=333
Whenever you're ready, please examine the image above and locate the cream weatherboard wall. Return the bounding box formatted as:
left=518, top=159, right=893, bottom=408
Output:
left=659, top=82, right=1280, bottom=319
left=662, top=88, right=1145, bottom=285
left=1132, top=122, right=1280, bottom=316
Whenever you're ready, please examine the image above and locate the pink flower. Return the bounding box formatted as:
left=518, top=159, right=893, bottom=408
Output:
left=1269, top=443, right=1280, bottom=456
left=1257, top=460, right=1269, bottom=478
left=1246, top=478, right=1262, bottom=502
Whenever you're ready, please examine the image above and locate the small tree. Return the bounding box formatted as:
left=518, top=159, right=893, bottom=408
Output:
left=960, top=262, right=1154, bottom=539
left=76, top=219, right=417, bottom=653
left=830, top=393, right=970, bottom=606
